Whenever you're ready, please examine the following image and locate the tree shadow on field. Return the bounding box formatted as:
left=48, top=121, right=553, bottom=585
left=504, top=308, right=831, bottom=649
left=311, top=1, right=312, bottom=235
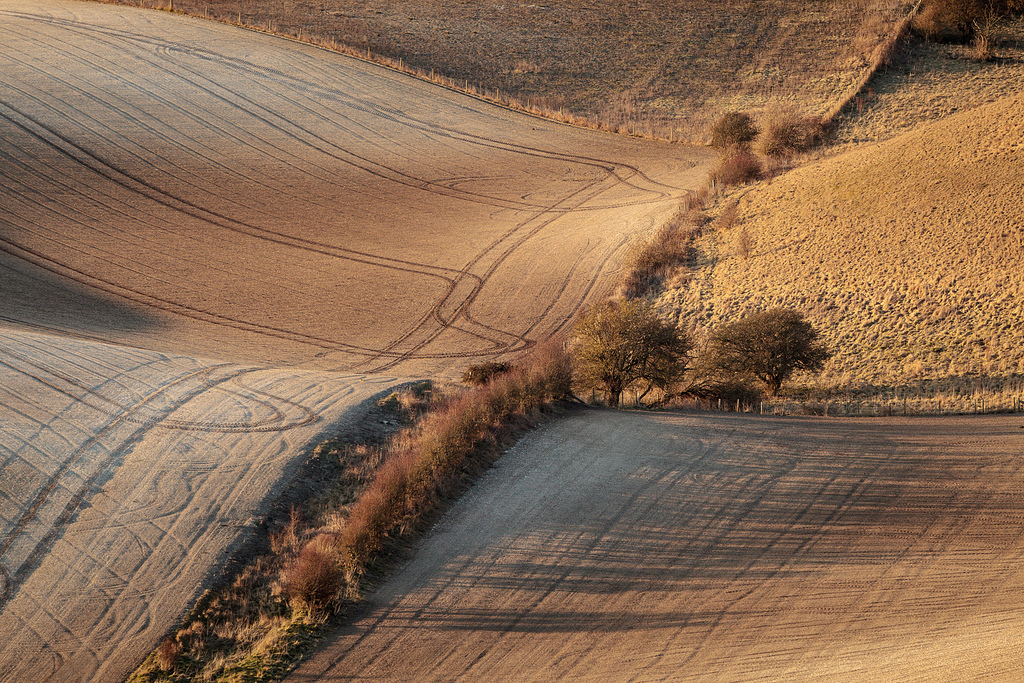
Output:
left=0, top=250, right=161, bottom=337
left=395, top=414, right=1024, bottom=636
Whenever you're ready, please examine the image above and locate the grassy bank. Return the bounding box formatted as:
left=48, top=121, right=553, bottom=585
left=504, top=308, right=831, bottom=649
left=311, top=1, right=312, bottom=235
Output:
left=129, top=340, right=572, bottom=682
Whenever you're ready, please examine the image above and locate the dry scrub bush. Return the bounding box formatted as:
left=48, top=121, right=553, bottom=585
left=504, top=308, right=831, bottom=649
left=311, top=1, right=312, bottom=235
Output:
left=280, top=535, right=343, bottom=612
left=710, top=111, right=759, bottom=150
left=679, top=378, right=764, bottom=408
left=710, top=146, right=762, bottom=186
left=757, top=111, right=825, bottom=158
left=912, top=1, right=955, bottom=39
left=714, top=200, right=741, bottom=233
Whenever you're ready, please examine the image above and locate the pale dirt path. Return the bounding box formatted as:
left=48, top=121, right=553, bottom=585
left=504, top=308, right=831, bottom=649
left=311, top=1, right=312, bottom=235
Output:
left=0, top=327, right=399, bottom=683
left=290, top=410, right=1024, bottom=682
left=0, top=1, right=712, bottom=680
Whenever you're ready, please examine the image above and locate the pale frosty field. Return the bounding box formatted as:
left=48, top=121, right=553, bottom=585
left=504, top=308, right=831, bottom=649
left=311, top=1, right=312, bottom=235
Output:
left=0, top=1, right=708, bottom=680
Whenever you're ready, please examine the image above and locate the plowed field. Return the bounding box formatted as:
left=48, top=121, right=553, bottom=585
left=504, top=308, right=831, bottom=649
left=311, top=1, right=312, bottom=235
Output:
left=0, top=328, right=396, bottom=682
left=0, top=0, right=709, bottom=377
left=291, top=410, right=1024, bottom=682
left=0, top=1, right=710, bottom=680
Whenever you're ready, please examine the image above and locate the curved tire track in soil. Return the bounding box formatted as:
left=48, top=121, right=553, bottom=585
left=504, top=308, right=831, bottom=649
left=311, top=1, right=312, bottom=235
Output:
left=0, top=328, right=399, bottom=683
left=0, top=1, right=712, bottom=681
left=0, top=1, right=710, bottom=376
left=290, top=411, right=1024, bottom=682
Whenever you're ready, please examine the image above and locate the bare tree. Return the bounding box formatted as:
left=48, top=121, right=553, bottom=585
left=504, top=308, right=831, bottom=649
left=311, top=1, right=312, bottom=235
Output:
left=572, top=299, right=691, bottom=408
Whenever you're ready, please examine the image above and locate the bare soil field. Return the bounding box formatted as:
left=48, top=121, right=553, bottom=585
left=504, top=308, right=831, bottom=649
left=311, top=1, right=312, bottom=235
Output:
left=96, top=0, right=911, bottom=140
left=0, top=1, right=710, bottom=680
left=1, top=0, right=709, bottom=379
left=0, top=327, right=397, bottom=683
left=289, top=409, right=1024, bottom=682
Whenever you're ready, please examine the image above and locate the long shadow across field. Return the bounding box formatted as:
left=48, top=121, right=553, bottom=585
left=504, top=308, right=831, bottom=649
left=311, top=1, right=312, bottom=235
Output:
left=291, top=411, right=1024, bottom=682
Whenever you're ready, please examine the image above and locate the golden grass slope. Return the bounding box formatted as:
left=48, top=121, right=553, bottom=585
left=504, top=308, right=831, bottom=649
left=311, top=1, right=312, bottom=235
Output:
left=657, top=91, right=1024, bottom=390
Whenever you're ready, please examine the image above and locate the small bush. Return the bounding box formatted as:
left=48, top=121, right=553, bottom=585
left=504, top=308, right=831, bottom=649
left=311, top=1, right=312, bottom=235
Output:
left=156, top=637, right=180, bottom=672
left=281, top=537, right=342, bottom=611
left=524, top=336, right=574, bottom=401
left=710, top=111, right=759, bottom=149
left=757, top=112, right=824, bottom=158
left=710, top=147, right=762, bottom=186
left=461, top=361, right=513, bottom=385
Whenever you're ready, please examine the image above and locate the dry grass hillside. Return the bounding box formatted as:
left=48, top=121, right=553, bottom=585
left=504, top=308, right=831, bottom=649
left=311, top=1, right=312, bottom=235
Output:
left=657, top=90, right=1024, bottom=403
left=832, top=14, right=1024, bottom=146
left=99, top=0, right=912, bottom=140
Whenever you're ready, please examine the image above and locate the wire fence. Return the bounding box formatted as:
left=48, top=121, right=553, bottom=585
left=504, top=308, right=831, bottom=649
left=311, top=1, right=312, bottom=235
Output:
left=674, top=391, right=1024, bottom=417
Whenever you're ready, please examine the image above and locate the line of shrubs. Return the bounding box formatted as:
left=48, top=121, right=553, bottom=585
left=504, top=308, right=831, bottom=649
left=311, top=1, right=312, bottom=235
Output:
left=570, top=300, right=830, bottom=410
left=708, top=109, right=826, bottom=187
left=282, top=339, right=572, bottom=612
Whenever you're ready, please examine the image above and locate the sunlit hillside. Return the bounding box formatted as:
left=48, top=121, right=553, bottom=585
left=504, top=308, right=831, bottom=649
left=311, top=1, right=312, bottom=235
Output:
left=657, top=91, right=1024, bottom=396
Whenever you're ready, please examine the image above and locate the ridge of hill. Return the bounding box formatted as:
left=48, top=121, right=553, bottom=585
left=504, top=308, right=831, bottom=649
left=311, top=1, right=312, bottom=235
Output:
left=656, top=90, right=1024, bottom=397
left=97, top=0, right=911, bottom=141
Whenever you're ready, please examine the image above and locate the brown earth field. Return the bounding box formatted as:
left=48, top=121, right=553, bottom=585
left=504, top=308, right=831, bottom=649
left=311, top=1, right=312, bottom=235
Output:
left=289, top=409, right=1024, bottom=682
left=0, top=1, right=710, bottom=681
left=5, top=0, right=1024, bottom=682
